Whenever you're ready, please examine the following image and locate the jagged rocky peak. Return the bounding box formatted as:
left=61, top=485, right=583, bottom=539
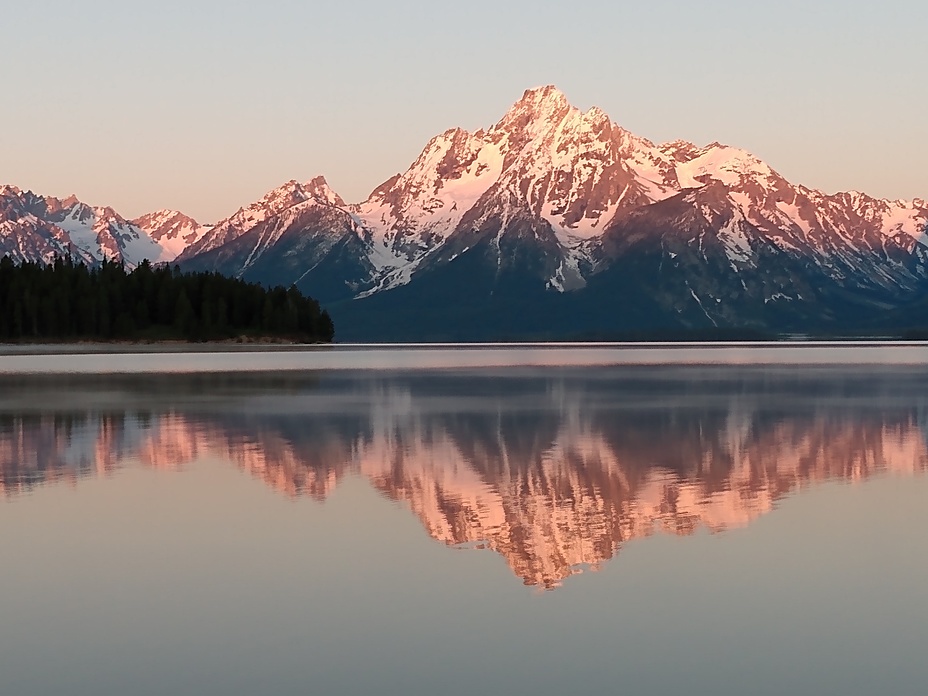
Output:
left=133, top=209, right=200, bottom=228
left=365, top=127, right=490, bottom=208
left=40, top=193, right=94, bottom=223
left=355, top=124, right=504, bottom=256
left=491, top=85, right=631, bottom=157
left=359, top=84, right=670, bottom=247
left=176, top=175, right=351, bottom=261
left=675, top=142, right=779, bottom=191
left=97, top=205, right=126, bottom=222
left=660, top=140, right=702, bottom=163
left=0, top=186, right=56, bottom=218
left=303, top=175, right=346, bottom=207
left=254, top=176, right=345, bottom=212
left=0, top=185, right=25, bottom=212
left=258, top=179, right=313, bottom=210
left=495, top=85, right=573, bottom=133
left=223, top=178, right=337, bottom=224
left=424, top=128, right=485, bottom=182
left=0, top=186, right=169, bottom=266
left=352, top=87, right=695, bottom=281
left=478, top=87, right=681, bottom=235
left=131, top=209, right=210, bottom=261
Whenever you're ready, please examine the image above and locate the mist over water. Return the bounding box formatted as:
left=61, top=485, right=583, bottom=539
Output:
left=2, top=358, right=927, bottom=695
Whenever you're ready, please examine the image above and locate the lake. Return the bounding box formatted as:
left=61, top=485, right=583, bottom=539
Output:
left=1, top=346, right=927, bottom=695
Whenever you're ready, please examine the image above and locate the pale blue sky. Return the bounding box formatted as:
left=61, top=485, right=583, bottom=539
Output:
left=3, top=0, right=925, bottom=222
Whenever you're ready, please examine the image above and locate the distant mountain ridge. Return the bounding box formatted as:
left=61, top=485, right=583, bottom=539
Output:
left=0, top=184, right=209, bottom=267
left=3, top=86, right=927, bottom=338
left=130, top=209, right=211, bottom=262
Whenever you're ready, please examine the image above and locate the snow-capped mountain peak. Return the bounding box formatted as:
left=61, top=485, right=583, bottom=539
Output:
left=0, top=188, right=200, bottom=266
left=674, top=143, right=777, bottom=190
left=304, top=175, right=346, bottom=207
left=177, top=176, right=347, bottom=261
left=355, top=127, right=503, bottom=261
left=494, top=85, right=574, bottom=138
left=46, top=198, right=163, bottom=266
left=352, top=85, right=685, bottom=286
left=131, top=209, right=210, bottom=262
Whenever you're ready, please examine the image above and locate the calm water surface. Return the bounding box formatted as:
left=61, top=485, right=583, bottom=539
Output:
left=1, top=347, right=927, bottom=695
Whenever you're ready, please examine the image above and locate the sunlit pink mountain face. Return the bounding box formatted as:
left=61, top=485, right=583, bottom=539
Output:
left=3, top=87, right=927, bottom=339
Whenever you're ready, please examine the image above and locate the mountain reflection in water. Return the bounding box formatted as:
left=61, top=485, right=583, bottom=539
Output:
left=2, top=368, right=926, bottom=589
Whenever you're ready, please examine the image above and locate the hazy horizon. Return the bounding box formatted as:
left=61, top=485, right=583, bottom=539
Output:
left=4, top=0, right=926, bottom=222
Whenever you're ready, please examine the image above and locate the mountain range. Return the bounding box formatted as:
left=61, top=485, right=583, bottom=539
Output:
left=3, top=86, right=926, bottom=340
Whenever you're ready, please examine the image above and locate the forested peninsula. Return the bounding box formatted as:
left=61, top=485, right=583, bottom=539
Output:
left=0, top=256, right=334, bottom=343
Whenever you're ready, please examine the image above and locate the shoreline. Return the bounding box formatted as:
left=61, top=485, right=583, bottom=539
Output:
left=0, top=339, right=926, bottom=360
left=0, top=341, right=334, bottom=355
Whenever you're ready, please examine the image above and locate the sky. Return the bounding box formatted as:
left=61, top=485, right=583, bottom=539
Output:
left=2, top=0, right=926, bottom=223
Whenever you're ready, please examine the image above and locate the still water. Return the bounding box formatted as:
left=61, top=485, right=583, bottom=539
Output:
left=1, top=348, right=927, bottom=695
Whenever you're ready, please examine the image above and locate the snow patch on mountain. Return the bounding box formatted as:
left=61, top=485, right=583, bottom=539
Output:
left=774, top=200, right=814, bottom=235
left=132, top=210, right=211, bottom=262
left=355, top=129, right=505, bottom=262
left=48, top=202, right=164, bottom=266
left=676, top=144, right=775, bottom=190
left=178, top=177, right=344, bottom=261
left=717, top=208, right=755, bottom=265
left=876, top=200, right=927, bottom=244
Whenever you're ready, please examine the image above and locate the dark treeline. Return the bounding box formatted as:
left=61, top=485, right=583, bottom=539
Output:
left=0, top=256, right=334, bottom=342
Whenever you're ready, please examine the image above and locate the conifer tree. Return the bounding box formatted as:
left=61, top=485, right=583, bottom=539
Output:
left=0, top=255, right=335, bottom=343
